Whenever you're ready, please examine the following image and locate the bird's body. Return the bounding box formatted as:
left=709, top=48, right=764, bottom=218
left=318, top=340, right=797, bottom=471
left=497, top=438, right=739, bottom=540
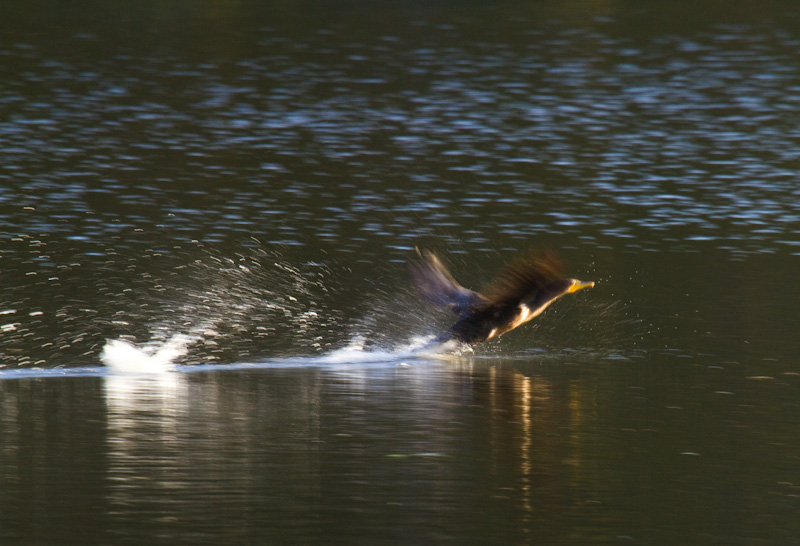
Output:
left=410, top=249, right=594, bottom=344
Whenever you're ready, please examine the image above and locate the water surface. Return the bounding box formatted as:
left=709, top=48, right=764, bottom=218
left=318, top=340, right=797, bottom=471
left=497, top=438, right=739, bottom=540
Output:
left=1, top=1, right=799, bottom=544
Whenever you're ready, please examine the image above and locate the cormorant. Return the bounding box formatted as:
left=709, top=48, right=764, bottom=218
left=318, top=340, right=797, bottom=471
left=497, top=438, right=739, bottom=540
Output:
left=410, top=249, right=594, bottom=344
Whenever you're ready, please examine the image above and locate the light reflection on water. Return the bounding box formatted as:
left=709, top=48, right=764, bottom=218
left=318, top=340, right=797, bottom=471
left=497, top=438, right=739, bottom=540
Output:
left=3, top=21, right=800, bottom=255
left=1, top=355, right=798, bottom=544
left=3, top=3, right=800, bottom=370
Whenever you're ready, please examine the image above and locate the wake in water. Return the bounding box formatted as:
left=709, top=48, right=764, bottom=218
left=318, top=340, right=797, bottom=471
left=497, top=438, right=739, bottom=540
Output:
left=98, top=245, right=458, bottom=373
left=99, top=334, right=457, bottom=374
left=315, top=335, right=459, bottom=364
left=99, top=245, right=337, bottom=370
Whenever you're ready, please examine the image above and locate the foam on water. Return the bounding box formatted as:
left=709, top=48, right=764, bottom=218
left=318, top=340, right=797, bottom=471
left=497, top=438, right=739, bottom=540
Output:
left=96, top=246, right=340, bottom=372
left=316, top=335, right=451, bottom=364
left=97, top=331, right=452, bottom=375
left=100, top=334, right=197, bottom=374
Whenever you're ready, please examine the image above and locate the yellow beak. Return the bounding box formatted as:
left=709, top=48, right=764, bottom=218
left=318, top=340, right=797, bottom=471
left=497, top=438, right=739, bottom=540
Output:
left=568, top=280, right=595, bottom=294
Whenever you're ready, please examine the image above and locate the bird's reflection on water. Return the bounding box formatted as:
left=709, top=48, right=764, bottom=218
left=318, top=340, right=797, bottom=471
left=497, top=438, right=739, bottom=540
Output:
left=97, top=356, right=600, bottom=538
left=2, top=345, right=799, bottom=543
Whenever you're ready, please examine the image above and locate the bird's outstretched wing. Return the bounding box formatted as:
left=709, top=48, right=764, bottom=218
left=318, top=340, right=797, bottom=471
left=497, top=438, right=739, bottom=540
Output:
left=481, top=249, right=565, bottom=306
left=409, top=250, right=486, bottom=315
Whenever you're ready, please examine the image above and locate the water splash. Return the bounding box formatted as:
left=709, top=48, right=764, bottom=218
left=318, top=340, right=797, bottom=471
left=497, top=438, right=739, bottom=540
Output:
left=100, top=334, right=196, bottom=373
left=100, top=329, right=454, bottom=374
left=98, top=244, right=341, bottom=368
left=316, top=335, right=451, bottom=364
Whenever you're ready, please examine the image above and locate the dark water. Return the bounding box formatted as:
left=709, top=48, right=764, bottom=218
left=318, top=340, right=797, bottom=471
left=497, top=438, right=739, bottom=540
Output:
left=2, top=1, right=800, bottom=544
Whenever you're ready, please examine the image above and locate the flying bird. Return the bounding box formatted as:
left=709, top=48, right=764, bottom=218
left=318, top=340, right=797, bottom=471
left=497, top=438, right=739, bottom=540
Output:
left=410, top=249, right=594, bottom=344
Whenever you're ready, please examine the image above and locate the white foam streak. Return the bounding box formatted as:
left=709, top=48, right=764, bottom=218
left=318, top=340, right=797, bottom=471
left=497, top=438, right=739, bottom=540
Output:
left=100, top=334, right=197, bottom=374
left=317, top=335, right=450, bottom=364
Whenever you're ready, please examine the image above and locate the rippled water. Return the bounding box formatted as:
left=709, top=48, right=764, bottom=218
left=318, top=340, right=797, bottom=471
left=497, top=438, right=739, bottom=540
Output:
left=4, top=4, right=800, bottom=258
left=1, top=1, right=800, bottom=545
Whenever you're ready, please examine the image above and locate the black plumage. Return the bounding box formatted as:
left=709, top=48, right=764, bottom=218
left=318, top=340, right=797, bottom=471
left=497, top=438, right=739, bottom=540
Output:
left=410, top=249, right=594, bottom=344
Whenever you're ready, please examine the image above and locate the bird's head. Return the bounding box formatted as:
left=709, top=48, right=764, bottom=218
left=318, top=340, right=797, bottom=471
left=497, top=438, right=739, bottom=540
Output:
left=546, top=278, right=595, bottom=298
left=523, top=278, right=595, bottom=317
